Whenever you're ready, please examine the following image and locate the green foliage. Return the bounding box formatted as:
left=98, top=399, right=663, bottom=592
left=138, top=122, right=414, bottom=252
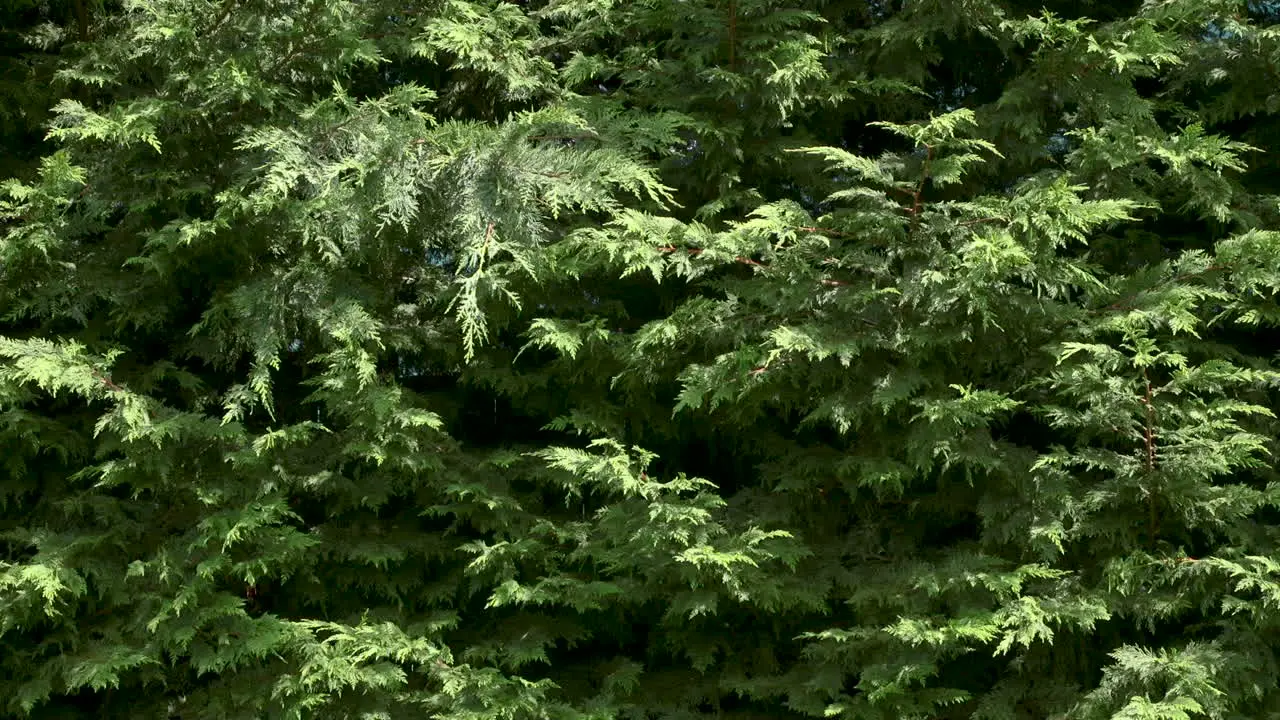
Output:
left=3, top=0, right=1280, bottom=718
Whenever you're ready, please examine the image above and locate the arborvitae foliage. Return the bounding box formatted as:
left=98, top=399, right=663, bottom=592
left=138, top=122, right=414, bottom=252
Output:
left=3, top=0, right=1280, bottom=718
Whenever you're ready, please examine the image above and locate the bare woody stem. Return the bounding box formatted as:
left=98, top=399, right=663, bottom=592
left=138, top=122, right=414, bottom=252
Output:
left=72, top=0, right=90, bottom=41
left=656, top=245, right=854, bottom=286
left=727, top=0, right=738, bottom=70
left=1141, top=368, right=1159, bottom=546
left=909, top=144, right=934, bottom=233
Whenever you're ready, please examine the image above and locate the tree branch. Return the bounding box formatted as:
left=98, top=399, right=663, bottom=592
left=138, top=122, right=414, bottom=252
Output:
left=72, top=0, right=90, bottom=41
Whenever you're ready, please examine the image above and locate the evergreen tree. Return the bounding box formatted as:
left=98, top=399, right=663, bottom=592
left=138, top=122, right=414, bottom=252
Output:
left=3, top=0, right=1280, bottom=718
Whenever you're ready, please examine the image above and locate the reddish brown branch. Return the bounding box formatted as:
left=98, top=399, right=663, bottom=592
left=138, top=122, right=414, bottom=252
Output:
left=657, top=246, right=762, bottom=266
left=909, top=144, right=934, bottom=231
left=481, top=222, right=495, bottom=257
left=727, top=0, right=738, bottom=70
left=797, top=226, right=855, bottom=238
left=1141, top=370, right=1156, bottom=473
left=657, top=245, right=702, bottom=255
left=212, top=0, right=238, bottom=29
left=72, top=0, right=89, bottom=41
left=658, top=245, right=854, bottom=284
left=1103, top=263, right=1231, bottom=313
left=958, top=217, right=1003, bottom=227
left=94, top=371, right=124, bottom=393
left=1141, top=368, right=1159, bottom=546
left=526, top=133, right=601, bottom=142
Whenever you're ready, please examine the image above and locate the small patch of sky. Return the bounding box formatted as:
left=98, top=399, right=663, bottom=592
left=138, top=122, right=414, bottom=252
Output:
left=1045, top=130, right=1069, bottom=158
left=1201, top=20, right=1242, bottom=42
left=426, top=248, right=454, bottom=269
left=670, top=133, right=702, bottom=168
left=1249, top=0, right=1280, bottom=24
left=933, top=83, right=978, bottom=113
